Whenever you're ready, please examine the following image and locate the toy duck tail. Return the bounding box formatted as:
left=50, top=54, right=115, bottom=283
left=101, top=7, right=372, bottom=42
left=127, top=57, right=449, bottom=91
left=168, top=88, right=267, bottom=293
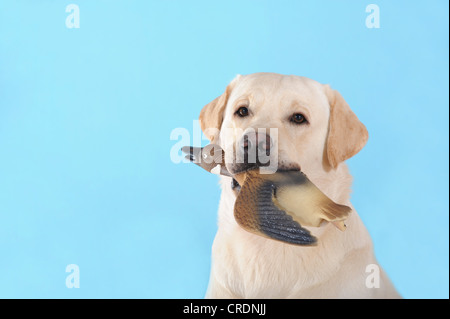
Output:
left=319, top=200, right=352, bottom=231
left=266, top=171, right=352, bottom=231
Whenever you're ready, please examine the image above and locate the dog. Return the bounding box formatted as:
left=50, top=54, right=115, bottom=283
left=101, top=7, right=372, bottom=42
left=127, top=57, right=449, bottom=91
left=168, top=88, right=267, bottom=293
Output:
left=198, top=72, right=400, bottom=298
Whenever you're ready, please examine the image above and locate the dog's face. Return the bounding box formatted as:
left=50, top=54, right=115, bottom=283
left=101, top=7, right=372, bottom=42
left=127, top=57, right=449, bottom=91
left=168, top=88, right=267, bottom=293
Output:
left=200, top=73, right=368, bottom=180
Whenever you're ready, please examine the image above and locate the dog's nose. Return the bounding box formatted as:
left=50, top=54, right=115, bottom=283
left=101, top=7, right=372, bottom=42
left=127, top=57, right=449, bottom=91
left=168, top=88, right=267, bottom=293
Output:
left=240, top=131, right=273, bottom=156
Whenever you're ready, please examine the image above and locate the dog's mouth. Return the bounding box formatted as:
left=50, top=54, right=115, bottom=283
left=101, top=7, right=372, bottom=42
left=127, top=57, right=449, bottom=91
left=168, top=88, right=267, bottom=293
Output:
left=230, top=163, right=301, bottom=194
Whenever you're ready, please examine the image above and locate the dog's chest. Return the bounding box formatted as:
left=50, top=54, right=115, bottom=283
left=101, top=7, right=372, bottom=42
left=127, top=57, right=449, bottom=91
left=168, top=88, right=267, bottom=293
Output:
left=214, top=229, right=324, bottom=298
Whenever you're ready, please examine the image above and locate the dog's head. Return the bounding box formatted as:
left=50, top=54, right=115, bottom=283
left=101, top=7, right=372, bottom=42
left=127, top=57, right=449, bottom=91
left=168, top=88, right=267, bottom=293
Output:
left=199, top=73, right=368, bottom=179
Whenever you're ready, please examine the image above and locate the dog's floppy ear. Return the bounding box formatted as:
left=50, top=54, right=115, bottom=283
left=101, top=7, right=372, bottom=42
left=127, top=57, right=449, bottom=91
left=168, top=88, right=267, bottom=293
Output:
left=324, top=85, right=369, bottom=168
left=199, top=75, right=241, bottom=142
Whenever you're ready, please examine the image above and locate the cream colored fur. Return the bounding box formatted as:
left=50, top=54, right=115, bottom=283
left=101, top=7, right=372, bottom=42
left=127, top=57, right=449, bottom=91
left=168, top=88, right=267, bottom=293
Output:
left=201, top=73, right=400, bottom=298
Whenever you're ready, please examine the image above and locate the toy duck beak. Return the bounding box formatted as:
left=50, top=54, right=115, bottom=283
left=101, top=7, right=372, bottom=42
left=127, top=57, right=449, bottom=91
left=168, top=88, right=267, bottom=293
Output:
left=181, top=145, right=232, bottom=177
left=181, top=146, right=202, bottom=163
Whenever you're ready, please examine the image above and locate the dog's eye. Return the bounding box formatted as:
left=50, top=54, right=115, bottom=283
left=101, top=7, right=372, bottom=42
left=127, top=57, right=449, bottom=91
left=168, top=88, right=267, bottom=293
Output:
left=290, top=113, right=307, bottom=124
left=235, top=106, right=249, bottom=117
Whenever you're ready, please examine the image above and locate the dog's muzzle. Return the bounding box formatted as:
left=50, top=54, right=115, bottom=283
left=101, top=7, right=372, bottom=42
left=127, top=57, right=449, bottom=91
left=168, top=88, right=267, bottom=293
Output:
left=228, top=131, right=276, bottom=175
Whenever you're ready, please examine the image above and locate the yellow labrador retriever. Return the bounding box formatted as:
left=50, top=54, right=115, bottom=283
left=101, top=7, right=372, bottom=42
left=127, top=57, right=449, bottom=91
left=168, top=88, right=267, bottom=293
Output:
left=199, top=73, right=400, bottom=298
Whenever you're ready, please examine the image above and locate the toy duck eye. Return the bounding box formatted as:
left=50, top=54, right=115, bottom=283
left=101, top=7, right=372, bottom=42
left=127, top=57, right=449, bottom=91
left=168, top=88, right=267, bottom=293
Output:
left=235, top=106, right=249, bottom=117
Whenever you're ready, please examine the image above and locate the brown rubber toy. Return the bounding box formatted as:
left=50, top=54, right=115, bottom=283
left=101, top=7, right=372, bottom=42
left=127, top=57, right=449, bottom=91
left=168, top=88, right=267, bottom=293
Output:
left=182, top=144, right=351, bottom=246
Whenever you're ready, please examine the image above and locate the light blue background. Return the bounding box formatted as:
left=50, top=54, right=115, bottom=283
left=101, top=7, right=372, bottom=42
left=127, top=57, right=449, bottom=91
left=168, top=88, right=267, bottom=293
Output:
left=0, top=1, right=448, bottom=298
